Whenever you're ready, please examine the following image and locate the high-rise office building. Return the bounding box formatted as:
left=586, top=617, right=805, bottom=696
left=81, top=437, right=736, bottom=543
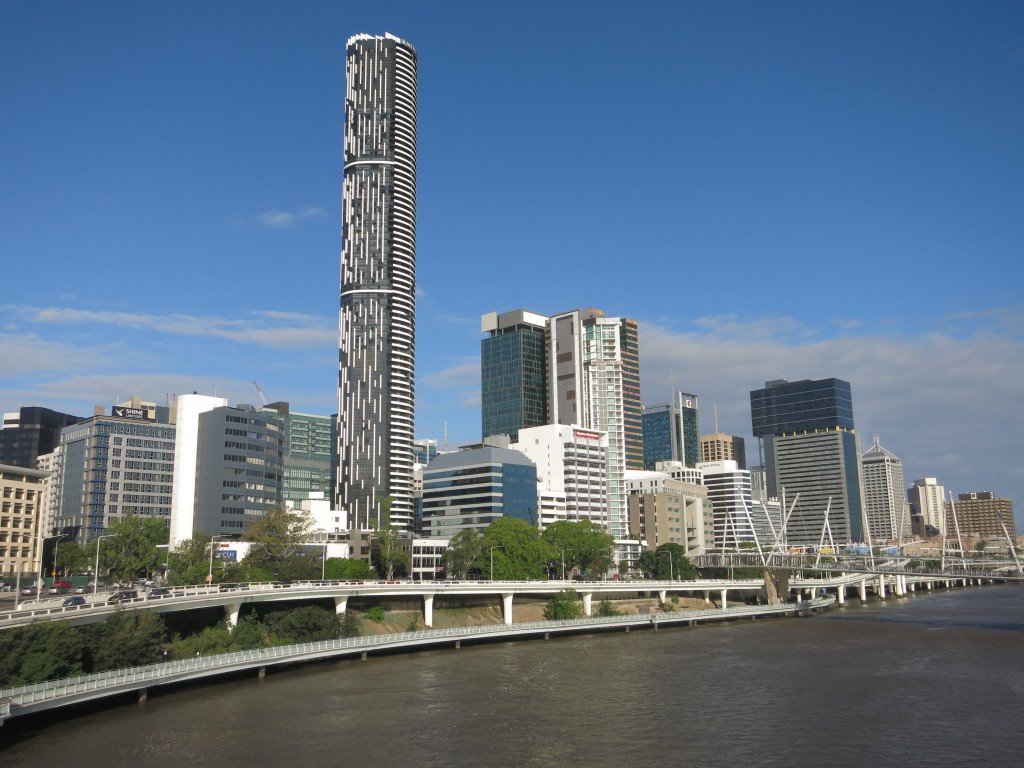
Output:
left=750, top=378, right=864, bottom=544
left=947, top=492, right=1017, bottom=539
left=549, top=308, right=633, bottom=539
left=643, top=393, right=700, bottom=469
left=337, top=33, right=418, bottom=530
left=55, top=408, right=175, bottom=544
left=260, top=402, right=335, bottom=506
left=907, top=477, right=946, bottom=538
left=0, top=406, right=82, bottom=469
left=481, top=310, right=549, bottom=443
left=619, top=319, right=643, bottom=471
left=700, top=433, right=746, bottom=469
left=860, top=436, right=909, bottom=542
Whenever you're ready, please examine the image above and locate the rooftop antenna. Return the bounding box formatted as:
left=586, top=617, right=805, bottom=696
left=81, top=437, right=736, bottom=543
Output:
left=442, top=421, right=449, bottom=452
left=714, top=403, right=719, bottom=434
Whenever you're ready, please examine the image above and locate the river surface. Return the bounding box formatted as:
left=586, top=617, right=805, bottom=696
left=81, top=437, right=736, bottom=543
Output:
left=2, top=584, right=1022, bottom=767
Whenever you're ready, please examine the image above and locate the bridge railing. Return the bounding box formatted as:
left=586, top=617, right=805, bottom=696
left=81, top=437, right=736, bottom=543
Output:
left=0, top=602, right=808, bottom=708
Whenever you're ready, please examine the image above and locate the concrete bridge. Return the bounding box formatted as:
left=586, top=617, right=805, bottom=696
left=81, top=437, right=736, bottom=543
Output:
left=0, top=597, right=835, bottom=725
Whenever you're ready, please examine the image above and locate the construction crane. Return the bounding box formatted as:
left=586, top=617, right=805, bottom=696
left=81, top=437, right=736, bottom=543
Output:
left=252, top=380, right=268, bottom=406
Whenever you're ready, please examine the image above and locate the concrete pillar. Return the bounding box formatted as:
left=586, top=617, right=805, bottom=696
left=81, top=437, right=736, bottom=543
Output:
left=334, top=596, right=348, bottom=615
left=877, top=575, right=887, bottom=599
left=720, top=589, right=728, bottom=610
left=423, top=594, right=433, bottom=628
left=837, top=585, right=845, bottom=605
left=258, top=667, right=266, bottom=679
left=502, top=593, right=514, bottom=625
left=582, top=592, right=593, bottom=617
left=658, top=590, right=667, bottom=604
left=703, top=590, right=711, bottom=605
left=138, top=688, right=148, bottom=703
left=225, top=601, right=242, bottom=629
left=859, top=579, right=868, bottom=602
left=810, top=587, right=818, bottom=599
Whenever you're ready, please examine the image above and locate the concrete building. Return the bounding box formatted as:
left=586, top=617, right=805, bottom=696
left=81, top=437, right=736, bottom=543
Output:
left=420, top=443, right=538, bottom=539
left=337, top=32, right=419, bottom=530
left=1, top=463, right=48, bottom=584
left=513, top=424, right=609, bottom=529
left=55, top=408, right=175, bottom=544
left=480, top=309, right=549, bottom=443
left=698, top=460, right=758, bottom=550
left=411, top=537, right=449, bottom=581
left=860, top=436, right=910, bottom=542
left=908, top=477, right=946, bottom=538
left=548, top=308, right=637, bottom=540
left=700, top=433, right=746, bottom=470
left=947, top=492, right=1016, bottom=539
left=625, top=469, right=709, bottom=555
left=750, top=378, right=864, bottom=544
left=193, top=404, right=284, bottom=537
left=170, top=393, right=228, bottom=545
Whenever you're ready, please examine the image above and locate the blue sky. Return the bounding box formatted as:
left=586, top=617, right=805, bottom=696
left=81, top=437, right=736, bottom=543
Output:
left=2, top=2, right=1023, bottom=528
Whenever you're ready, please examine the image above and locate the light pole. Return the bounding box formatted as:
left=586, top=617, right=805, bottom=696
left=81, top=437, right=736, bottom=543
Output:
left=208, top=535, right=229, bottom=586
left=93, top=534, right=118, bottom=596
left=490, top=546, right=503, bottom=581
left=658, top=549, right=674, bottom=582
left=37, top=534, right=65, bottom=591
left=322, top=541, right=329, bottom=580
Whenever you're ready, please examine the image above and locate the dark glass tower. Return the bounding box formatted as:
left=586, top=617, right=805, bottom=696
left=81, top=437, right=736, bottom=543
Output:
left=337, top=33, right=418, bottom=530
left=642, top=393, right=699, bottom=469
left=750, top=378, right=863, bottom=543
left=481, top=310, right=549, bottom=443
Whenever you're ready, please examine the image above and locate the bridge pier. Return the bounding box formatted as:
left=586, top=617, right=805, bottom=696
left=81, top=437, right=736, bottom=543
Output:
left=225, top=602, right=242, bottom=629
left=138, top=688, right=148, bottom=704
left=859, top=579, right=868, bottom=602
left=836, top=585, right=845, bottom=605
left=703, top=590, right=712, bottom=605
left=720, top=589, right=728, bottom=610
left=334, top=596, right=348, bottom=616
left=582, top=592, right=593, bottom=617
left=423, top=595, right=433, bottom=628
left=877, top=575, right=887, bottom=599
left=658, top=590, right=667, bottom=604
left=502, top=593, right=514, bottom=625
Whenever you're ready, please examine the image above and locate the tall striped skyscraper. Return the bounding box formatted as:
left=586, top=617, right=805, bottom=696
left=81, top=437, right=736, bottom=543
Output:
left=337, top=33, right=418, bottom=530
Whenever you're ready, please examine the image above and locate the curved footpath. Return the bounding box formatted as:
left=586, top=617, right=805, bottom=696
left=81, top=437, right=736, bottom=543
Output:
left=0, top=597, right=833, bottom=725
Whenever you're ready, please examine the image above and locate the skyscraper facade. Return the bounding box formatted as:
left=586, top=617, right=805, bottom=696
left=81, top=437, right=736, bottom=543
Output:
left=908, top=477, right=946, bottom=537
left=750, top=378, right=864, bottom=544
left=860, top=436, right=909, bottom=541
left=643, top=393, right=700, bottom=469
left=337, top=33, right=418, bottom=530
left=947, top=492, right=1016, bottom=539
left=480, top=310, right=549, bottom=443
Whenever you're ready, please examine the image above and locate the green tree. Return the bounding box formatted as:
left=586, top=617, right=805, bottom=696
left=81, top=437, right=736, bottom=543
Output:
left=54, top=540, right=92, bottom=576
left=442, top=529, right=485, bottom=578
left=107, top=512, right=170, bottom=583
left=541, top=521, right=616, bottom=578
left=595, top=599, right=621, bottom=617
left=637, top=544, right=696, bottom=580
left=371, top=497, right=408, bottom=580
left=167, top=533, right=215, bottom=586
left=324, top=557, right=373, bottom=580
left=482, top=517, right=548, bottom=580
left=263, top=605, right=341, bottom=643
left=543, top=589, right=583, bottom=620
left=0, top=620, right=85, bottom=687
left=88, top=610, right=167, bottom=671
left=243, top=505, right=317, bottom=579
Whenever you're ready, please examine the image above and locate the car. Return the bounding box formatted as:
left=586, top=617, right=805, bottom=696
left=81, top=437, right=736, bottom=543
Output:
left=271, top=580, right=293, bottom=588
left=108, top=589, right=140, bottom=604
left=147, top=588, right=172, bottom=598
left=62, top=595, right=87, bottom=607
left=20, top=586, right=38, bottom=597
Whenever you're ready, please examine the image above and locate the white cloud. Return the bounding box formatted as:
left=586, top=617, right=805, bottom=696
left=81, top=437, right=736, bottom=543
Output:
left=12, top=305, right=334, bottom=349
left=255, top=207, right=324, bottom=228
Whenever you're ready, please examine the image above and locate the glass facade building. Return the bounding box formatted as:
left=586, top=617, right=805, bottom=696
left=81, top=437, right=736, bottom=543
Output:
left=749, top=378, right=864, bottom=544
left=643, top=393, right=700, bottom=470
left=337, top=33, right=418, bottom=530
left=420, top=446, right=538, bottom=539
left=481, top=310, right=548, bottom=443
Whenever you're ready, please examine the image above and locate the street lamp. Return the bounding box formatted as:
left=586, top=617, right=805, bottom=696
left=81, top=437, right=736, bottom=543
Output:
left=490, top=546, right=503, bottom=581
left=37, top=534, right=66, bottom=591
left=93, top=534, right=118, bottom=596
left=658, top=549, right=674, bottom=582
left=208, top=535, right=229, bottom=586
